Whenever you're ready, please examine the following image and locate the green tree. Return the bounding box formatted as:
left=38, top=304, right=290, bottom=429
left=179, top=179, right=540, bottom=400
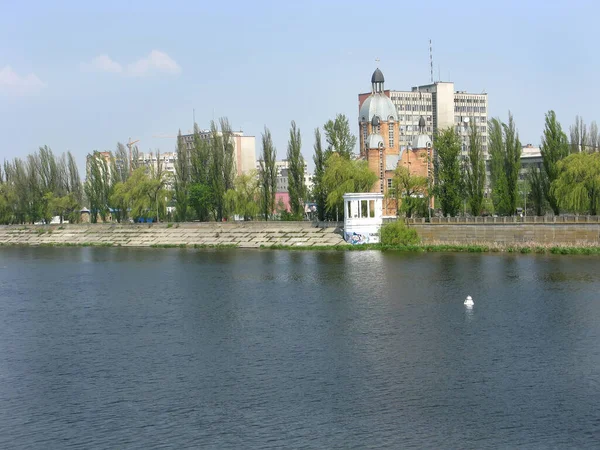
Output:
left=174, top=129, right=190, bottom=221
left=434, top=127, right=463, bottom=216
left=464, top=121, right=486, bottom=215
left=540, top=110, right=570, bottom=215
left=312, top=127, right=327, bottom=221
left=323, top=113, right=357, bottom=159
left=527, top=166, right=546, bottom=216
left=322, top=153, right=377, bottom=218
left=390, top=165, right=428, bottom=218
left=286, top=120, right=305, bottom=218
left=208, top=118, right=236, bottom=221
left=224, top=171, right=260, bottom=221
left=84, top=152, right=112, bottom=222
left=488, top=113, right=522, bottom=215
left=551, top=152, right=600, bottom=215
left=188, top=183, right=213, bottom=222
left=569, top=115, right=587, bottom=153
left=259, top=126, right=277, bottom=220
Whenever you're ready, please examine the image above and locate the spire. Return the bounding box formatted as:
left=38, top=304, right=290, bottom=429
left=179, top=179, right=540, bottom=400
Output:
left=371, top=67, right=385, bottom=94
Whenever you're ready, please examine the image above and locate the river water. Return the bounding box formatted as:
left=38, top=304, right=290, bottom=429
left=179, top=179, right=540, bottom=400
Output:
left=0, top=248, right=599, bottom=449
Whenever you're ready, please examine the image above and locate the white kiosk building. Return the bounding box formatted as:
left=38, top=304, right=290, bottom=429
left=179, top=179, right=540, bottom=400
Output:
left=343, top=193, right=384, bottom=244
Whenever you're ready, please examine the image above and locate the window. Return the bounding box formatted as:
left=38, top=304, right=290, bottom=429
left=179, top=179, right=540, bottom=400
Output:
left=362, top=124, right=367, bottom=145
left=389, top=126, right=394, bottom=148
left=387, top=178, right=393, bottom=189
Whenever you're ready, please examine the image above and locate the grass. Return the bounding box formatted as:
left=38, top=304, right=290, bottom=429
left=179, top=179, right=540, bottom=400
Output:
left=262, top=242, right=600, bottom=255
left=166, top=223, right=174, bottom=228
left=149, top=243, right=238, bottom=249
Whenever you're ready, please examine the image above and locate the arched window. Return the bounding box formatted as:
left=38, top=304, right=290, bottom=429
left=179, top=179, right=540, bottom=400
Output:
left=362, top=123, right=367, bottom=145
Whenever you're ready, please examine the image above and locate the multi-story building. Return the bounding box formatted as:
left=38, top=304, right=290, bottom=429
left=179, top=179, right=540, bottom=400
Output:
left=256, top=160, right=313, bottom=194
left=179, top=129, right=256, bottom=176
left=359, top=80, right=488, bottom=159
left=137, top=151, right=177, bottom=189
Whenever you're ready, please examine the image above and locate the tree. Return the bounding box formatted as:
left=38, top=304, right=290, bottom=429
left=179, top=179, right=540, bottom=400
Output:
left=312, top=128, right=327, bottom=221
left=208, top=118, right=236, bottom=221
left=323, top=113, right=357, bottom=159
left=389, top=166, right=428, bottom=218
left=173, top=129, right=190, bottom=222
left=540, top=110, right=570, bottom=215
left=570, top=115, right=587, bottom=153
left=527, top=166, right=546, bottom=216
left=434, top=127, right=463, bottom=216
left=464, top=121, right=486, bottom=215
left=114, top=142, right=130, bottom=184
left=224, top=171, right=260, bottom=221
left=84, top=152, right=112, bottom=223
left=590, top=121, right=599, bottom=152
left=322, top=153, right=377, bottom=218
left=488, top=113, right=521, bottom=215
left=551, top=152, right=600, bottom=215
left=287, top=120, right=305, bottom=218
left=188, top=183, right=213, bottom=222
left=259, top=126, right=277, bottom=220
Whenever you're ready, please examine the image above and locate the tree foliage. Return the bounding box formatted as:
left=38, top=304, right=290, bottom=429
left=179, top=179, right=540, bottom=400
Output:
left=286, top=120, right=305, bottom=217
left=488, top=113, right=521, bottom=215
left=312, top=127, right=327, bottom=221
left=259, top=127, right=277, bottom=220
left=224, top=171, right=260, bottom=220
left=323, top=113, right=357, bottom=160
left=433, top=127, right=463, bottom=216
left=540, top=110, right=570, bottom=215
left=464, top=121, right=486, bottom=216
left=322, top=153, right=377, bottom=218
left=389, top=166, right=428, bottom=218
left=551, top=152, right=600, bottom=215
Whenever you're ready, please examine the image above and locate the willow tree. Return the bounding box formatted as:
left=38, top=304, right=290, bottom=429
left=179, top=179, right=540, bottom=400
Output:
left=322, top=153, right=377, bottom=219
left=390, top=165, right=428, bottom=218
left=433, top=127, right=463, bottom=216
left=551, top=152, right=600, bottom=215
left=224, top=171, right=260, bottom=221
left=464, top=121, right=486, bottom=215
left=259, top=127, right=277, bottom=220
left=540, top=110, right=570, bottom=215
left=287, top=120, right=305, bottom=218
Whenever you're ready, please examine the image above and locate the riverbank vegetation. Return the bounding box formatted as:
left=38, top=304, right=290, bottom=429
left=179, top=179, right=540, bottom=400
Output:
left=1, top=112, right=600, bottom=225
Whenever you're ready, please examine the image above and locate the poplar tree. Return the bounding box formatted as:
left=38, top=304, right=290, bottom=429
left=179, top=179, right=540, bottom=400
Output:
left=433, top=127, right=463, bottom=217
left=259, top=127, right=277, bottom=220
left=312, top=128, right=327, bottom=221
left=286, top=120, right=305, bottom=218
left=540, top=110, right=570, bottom=215
left=464, top=121, right=486, bottom=215
left=323, top=114, right=357, bottom=160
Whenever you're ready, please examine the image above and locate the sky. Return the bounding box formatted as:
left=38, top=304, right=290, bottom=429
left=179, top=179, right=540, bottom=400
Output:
left=1, top=0, right=599, bottom=174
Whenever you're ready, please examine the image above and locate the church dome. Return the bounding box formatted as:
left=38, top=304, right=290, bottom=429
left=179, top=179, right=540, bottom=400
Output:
left=366, top=134, right=384, bottom=149
left=411, top=134, right=432, bottom=149
left=360, top=94, right=398, bottom=123
left=371, top=68, right=385, bottom=83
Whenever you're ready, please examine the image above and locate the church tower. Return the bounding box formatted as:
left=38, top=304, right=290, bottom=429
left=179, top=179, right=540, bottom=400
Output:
left=358, top=68, right=400, bottom=214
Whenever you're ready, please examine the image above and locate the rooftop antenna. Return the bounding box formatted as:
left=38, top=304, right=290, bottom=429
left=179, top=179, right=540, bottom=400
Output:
left=438, top=64, right=441, bottom=82
left=375, top=57, right=380, bottom=66
left=429, top=39, right=433, bottom=83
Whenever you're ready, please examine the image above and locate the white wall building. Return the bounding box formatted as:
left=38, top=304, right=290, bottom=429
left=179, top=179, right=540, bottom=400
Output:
left=343, top=193, right=384, bottom=244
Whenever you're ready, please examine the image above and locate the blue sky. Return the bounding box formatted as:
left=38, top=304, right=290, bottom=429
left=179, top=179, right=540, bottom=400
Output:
left=1, top=0, right=598, bottom=173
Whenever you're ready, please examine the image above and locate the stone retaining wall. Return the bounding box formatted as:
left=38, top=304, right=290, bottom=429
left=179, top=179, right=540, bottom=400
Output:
left=0, top=222, right=346, bottom=248
left=412, top=223, right=600, bottom=245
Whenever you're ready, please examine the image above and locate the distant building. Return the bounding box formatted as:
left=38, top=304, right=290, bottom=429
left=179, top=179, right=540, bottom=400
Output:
left=257, top=159, right=313, bottom=194
left=137, top=151, right=177, bottom=189
left=358, top=68, right=432, bottom=216
left=519, top=144, right=542, bottom=180
left=359, top=80, right=488, bottom=160
left=179, top=129, right=256, bottom=176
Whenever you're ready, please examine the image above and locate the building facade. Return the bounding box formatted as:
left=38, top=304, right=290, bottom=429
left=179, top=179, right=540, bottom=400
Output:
left=358, top=68, right=432, bottom=216
left=359, top=80, right=488, bottom=160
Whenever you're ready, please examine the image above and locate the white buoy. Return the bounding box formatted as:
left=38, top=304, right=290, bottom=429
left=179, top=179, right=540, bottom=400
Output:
left=464, top=295, right=474, bottom=306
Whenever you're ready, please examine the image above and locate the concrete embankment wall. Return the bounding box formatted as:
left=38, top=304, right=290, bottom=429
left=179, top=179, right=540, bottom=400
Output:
left=0, top=222, right=346, bottom=248
left=411, top=223, right=600, bottom=245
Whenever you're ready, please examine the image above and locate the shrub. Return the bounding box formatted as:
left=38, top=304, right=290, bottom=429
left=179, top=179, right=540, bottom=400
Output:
left=379, top=221, right=420, bottom=246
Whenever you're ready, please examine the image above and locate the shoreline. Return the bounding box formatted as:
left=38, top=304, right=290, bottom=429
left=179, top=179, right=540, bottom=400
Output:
left=2, top=240, right=600, bottom=255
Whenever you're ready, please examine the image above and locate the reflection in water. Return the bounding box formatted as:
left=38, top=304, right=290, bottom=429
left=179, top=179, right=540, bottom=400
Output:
left=0, top=247, right=598, bottom=449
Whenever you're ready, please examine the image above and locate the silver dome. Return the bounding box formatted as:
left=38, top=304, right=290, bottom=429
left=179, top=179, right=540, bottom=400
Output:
left=359, top=94, right=398, bottom=123
left=411, top=134, right=432, bottom=149
left=366, top=133, right=384, bottom=149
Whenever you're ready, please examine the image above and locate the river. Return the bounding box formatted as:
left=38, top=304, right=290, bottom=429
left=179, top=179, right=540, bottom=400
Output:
left=0, top=248, right=599, bottom=449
